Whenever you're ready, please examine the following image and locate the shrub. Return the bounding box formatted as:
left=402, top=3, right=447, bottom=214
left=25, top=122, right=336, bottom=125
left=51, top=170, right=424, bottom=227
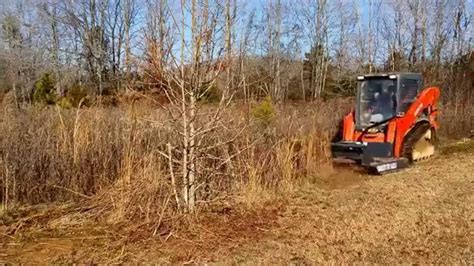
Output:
left=33, top=73, right=57, bottom=104
left=67, top=84, right=89, bottom=107
left=57, top=97, right=73, bottom=109
left=251, top=96, right=275, bottom=126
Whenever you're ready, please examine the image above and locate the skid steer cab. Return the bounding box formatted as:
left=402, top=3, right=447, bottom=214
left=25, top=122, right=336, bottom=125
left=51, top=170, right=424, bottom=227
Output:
left=331, top=73, right=440, bottom=174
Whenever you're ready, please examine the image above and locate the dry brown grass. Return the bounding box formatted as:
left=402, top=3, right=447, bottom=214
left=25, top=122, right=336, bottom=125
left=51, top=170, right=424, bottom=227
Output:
left=0, top=98, right=349, bottom=223
left=439, top=101, right=474, bottom=138
left=0, top=97, right=472, bottom=263
left=250, top=150, right=473, bottom=264
left=0, top=141, right=472, bottom=263
left=0, top=97, right=471, bottom=209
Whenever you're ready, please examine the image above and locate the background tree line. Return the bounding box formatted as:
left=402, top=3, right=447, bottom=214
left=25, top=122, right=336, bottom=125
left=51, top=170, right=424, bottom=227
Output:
left=0, top=0, right=472, bottom=106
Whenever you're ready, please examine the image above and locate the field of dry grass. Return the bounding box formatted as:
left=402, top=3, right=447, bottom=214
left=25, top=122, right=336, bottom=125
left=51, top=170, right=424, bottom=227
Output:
left=0, top=98, right=473, bottom=263
left=0, top=139, right=473, bottom=264
left=234, top=151, right=473, bottom=264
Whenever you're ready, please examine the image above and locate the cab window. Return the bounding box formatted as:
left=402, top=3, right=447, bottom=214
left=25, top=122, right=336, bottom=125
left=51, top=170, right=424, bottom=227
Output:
left=398, top=79, right=420, bottom=113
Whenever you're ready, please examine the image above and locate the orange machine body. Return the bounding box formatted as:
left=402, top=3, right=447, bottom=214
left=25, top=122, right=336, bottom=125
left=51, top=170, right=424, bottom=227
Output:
left=341, top=86, right=440, bottom=158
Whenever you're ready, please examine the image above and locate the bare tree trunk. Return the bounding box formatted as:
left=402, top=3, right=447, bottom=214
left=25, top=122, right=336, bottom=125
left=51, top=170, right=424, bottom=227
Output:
left=421, top=0, right=427, bottom=68
left=300, top=67, right=305, bottom=100
left=123, top=0, right=136, bottom=79
left=44, top=3, right=62, bottom=96
left=408, top=0, right=420, bottom=68
left=367, top=0, right=374, bottom=73
left=275, top=0, right=282, bottom=102
left=188, top=0, right=198, bottom=212
left=225, top=0, right=233, bottom=94
left=179, top=0, right=189, bottom=211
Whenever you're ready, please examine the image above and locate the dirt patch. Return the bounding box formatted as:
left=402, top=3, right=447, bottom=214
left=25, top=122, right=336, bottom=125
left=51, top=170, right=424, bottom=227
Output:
left=156, top=202, right=286, bottom=263
left=308, top=163, right=370, bottom=190
left=1, top=150, right=473, bottom=263
left=1, top=238, right=75, bottom=263
left=0, top=200, right=286, bottom=263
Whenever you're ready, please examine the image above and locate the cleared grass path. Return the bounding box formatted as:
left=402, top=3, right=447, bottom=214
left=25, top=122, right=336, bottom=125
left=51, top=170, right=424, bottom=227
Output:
left=228, top=150, right=473, bottom=264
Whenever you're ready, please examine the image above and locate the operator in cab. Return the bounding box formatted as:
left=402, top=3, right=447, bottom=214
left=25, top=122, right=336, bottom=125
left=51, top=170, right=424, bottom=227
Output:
left=365, top=84, right=396, bottom=124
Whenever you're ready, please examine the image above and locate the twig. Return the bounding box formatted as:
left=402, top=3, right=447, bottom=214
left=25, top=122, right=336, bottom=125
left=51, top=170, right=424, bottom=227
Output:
left=167, top=143, right=181, bottom=210
left=1, top=233, right=15, bottom=240
left=153, top=193, right=171, bottom=238
left=53, top=185, right=92, bottom=199
left=164, top=231, right=173, bottom=242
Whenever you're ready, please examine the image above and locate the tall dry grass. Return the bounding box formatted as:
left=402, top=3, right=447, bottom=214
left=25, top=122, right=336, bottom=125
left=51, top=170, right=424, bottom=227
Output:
left=0, top=97, right=471, bottom=224
left=438, top=102, right=474, bottom=138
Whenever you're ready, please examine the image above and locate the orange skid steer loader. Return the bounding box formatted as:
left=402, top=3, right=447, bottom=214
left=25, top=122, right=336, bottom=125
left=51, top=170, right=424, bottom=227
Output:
left=331, top=73, right=441, bottom=174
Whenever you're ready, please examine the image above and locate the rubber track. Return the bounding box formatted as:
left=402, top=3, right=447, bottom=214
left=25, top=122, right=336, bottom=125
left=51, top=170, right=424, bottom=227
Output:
left=401, top=122, right=433, bottom=163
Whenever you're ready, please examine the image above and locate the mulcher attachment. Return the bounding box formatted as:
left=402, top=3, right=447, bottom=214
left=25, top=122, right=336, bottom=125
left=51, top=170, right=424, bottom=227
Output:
left=360, top=142, right=410, bottom=174
left=331, top=141, right=411, bottom=175
left=365, top=157, right=410, bottom=175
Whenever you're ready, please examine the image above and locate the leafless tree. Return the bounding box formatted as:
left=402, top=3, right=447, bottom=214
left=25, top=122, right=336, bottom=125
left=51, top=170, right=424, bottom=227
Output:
left=141, top=0, right=243, bottom=212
